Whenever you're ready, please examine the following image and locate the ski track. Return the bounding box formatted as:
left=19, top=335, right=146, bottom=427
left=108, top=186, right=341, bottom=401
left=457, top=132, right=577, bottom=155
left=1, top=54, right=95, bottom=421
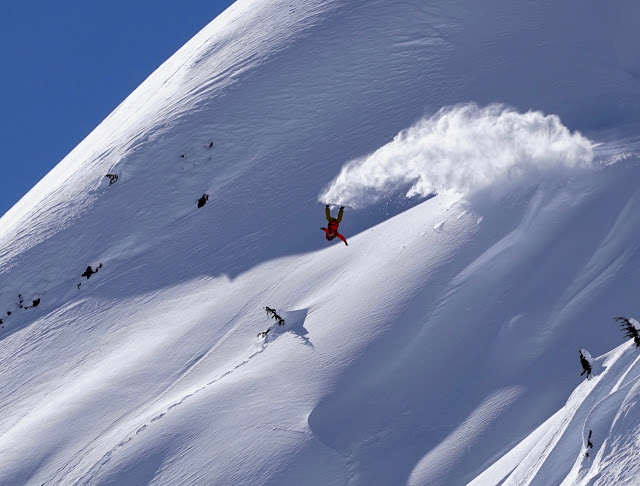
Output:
left=73, top=330, right=282, bottom=486
left=56, top=290, right=295, bottom=485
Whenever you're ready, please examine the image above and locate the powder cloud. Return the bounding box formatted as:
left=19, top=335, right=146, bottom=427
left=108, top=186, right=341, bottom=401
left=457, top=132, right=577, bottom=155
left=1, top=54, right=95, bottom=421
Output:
left=320, top=104, right=594, bottom=208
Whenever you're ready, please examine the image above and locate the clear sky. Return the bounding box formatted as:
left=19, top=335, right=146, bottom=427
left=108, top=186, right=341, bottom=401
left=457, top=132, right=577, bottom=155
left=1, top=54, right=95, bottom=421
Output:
left=0, top=1, right=235, bottom=217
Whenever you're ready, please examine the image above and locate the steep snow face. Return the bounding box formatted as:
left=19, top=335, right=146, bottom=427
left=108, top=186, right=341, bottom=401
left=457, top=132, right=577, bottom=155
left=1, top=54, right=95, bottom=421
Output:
left=1, top=0, right=640, bottom=485
left=470, top=339, right=640, bottom=486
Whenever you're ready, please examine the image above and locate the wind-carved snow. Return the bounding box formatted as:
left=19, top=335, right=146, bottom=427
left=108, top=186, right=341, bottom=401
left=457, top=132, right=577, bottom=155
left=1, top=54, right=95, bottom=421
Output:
left=320, top=104, right=594, bottom=208
left=408, top=386, right=525, bottom=486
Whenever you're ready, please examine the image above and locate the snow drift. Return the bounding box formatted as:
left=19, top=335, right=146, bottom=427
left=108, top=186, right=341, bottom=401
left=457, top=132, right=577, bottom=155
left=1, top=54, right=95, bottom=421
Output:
left=320, top=104, right=594, bottom=208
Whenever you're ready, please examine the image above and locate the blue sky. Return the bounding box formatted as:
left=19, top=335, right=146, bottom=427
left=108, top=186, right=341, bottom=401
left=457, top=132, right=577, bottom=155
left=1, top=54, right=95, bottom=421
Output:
left=0, top=1, right=235, bottom=217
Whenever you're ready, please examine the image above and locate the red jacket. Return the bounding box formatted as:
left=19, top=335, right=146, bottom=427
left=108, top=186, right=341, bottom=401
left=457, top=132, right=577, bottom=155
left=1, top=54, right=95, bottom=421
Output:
left=321, top=220, right=348, bottom=245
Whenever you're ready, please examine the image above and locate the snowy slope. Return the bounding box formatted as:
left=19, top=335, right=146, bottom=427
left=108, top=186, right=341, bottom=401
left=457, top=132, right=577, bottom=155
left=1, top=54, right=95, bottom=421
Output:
left=470, top=335, right=640, bottom=486
left=1, top=0, right=640, bottom=485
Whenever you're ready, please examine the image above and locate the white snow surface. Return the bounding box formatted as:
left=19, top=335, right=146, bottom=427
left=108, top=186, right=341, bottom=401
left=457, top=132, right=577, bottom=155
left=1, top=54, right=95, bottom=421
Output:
left=470, top=341, right=640, bottom=486
left=1, top=0, right=640, bottom=485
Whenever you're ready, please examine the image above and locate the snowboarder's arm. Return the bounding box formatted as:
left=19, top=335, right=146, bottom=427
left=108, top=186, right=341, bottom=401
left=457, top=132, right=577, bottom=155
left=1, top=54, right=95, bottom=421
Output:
left=336, top=232, right=348, bottom=245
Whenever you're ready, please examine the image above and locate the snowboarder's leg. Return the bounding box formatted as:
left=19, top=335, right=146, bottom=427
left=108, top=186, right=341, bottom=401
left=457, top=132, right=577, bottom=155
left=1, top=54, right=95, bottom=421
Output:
left=336, top=206, right=344, bottom=223
left=325, top=205, right=332, bottom=222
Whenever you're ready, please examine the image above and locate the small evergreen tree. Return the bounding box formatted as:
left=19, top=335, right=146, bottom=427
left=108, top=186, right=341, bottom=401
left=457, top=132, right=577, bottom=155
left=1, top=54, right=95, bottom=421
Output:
left=614, top=317, right=640, bottom=347
left=579, top=349, right=592, bottom=379
left=258, top=307, right=286, bottom=338
left=265, top=306, right=285, bottom=326
left=585, top=430, right=593, bottom=457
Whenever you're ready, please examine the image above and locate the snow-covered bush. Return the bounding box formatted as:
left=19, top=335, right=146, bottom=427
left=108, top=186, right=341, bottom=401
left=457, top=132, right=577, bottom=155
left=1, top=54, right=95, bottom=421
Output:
left=579, top=349, right=593, bottom=378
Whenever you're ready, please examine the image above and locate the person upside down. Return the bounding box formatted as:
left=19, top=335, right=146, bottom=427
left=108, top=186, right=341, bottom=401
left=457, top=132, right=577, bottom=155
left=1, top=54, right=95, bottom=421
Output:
left=321, top=205, right=348, bottom=246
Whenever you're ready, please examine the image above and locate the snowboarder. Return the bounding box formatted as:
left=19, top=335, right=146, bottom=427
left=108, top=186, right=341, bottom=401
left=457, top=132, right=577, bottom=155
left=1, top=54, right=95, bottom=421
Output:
left=321, top=205, right=348, bottom=245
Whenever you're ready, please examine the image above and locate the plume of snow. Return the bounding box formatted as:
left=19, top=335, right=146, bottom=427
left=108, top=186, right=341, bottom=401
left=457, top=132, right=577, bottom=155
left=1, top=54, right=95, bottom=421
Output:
left=320, top=104, right=594, bottom=208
